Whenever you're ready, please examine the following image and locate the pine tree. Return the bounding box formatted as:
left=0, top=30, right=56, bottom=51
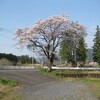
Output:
left=93, top=25, right=100, bottom=65
left=59, top=39, right=72, bottom=63
left=60, top=34, right=87, bottom=66
left=76, top=37, right=87, bottom=66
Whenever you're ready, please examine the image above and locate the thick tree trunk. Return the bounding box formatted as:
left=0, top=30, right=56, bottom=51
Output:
left=48, top=58, right=54, bottom=72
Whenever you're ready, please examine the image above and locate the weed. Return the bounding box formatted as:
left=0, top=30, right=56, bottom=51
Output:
left=0, top=77, right=17, bottom=87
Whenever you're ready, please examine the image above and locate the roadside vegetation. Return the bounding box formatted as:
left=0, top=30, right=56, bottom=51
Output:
left=0, top=77, right=21, bottom=100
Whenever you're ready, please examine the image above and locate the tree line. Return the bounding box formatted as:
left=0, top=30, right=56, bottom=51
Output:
left=0, top=53, right=36, bottom=65
left=60, top=25, right=100, bottom=66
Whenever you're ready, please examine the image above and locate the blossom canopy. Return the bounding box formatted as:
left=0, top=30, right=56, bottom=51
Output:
left=14, top=14, right=87, bottom=70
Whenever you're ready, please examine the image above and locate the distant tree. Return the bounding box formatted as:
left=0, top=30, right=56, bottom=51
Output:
left=20, top=55, right=27, bottom=64
left=18, top=55, right=36, bottom=64
left=59, top=33, right=73, bottom=63
left=7, top=54, right=18, bottom=63
left=0, top=53, right=18, bottom=65
left=76, top=37, right=87, bottom=66
left=14, top=14, right=86, bottom=71
left=93, top=25, right=100, bottom=65
left=60, top=33, right=87, bottom=66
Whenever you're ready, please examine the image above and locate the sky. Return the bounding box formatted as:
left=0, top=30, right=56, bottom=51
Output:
left=0, top=0, right=100, bottom=57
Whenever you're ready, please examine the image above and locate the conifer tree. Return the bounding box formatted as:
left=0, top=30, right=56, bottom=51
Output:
left=93, top=25, right=100, bottom=65
left=59, top=39, right=72, bottom=63
left=76, top=37, right=87, bottom=66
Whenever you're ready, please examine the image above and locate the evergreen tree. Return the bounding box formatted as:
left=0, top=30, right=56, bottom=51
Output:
left=93, top=25, right=100, bottom=65
left=59, top=39, right=72, bottom=63
left=76, top=37, right=87, bottom=66
left=60, top=34, right=87, bottom=66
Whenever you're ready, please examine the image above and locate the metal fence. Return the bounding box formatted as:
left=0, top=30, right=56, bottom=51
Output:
left=44, top=66, right=100, bottom=70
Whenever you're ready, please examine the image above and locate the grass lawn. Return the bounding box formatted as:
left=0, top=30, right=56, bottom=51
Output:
left=39, top=68, right=100, bottom=99
left=0, top=77, right=21, bottom=100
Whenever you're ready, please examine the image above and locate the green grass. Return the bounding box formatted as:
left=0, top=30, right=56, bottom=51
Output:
left=39, top=68, right=63, bottom=79
left=0, top=77, right=18, bottom=87
left=39, top=68, right=100, bottom=78
left=40, top=68, right=100, bottom=74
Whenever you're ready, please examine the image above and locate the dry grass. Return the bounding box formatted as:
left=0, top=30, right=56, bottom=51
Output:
left=0, top=58, right=13, bottom=65
left=22, top=63, right=42, bottom=68
left=0, top=84, right=21, bottom=100
left=0, top=78, right=21, bottom=100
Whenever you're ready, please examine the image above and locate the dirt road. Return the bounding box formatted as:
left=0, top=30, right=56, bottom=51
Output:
left=0, top=70, right=55, bottom=86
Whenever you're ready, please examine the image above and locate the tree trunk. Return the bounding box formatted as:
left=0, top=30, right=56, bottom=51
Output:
left=48, top=58, right=54, bottom=72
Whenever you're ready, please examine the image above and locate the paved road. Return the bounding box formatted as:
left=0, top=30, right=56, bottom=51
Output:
left=0, top=70, right=98, bottom=100
left=0, top=70, right=55, bottom=86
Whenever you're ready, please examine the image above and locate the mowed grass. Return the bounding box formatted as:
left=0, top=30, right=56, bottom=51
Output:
left=39, top=68, right=100, bottom=99
left=0, top=77, right=21, bottom=100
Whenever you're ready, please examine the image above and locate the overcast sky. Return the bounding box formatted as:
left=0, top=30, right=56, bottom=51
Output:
left=0, top=0, right=100, bottom=56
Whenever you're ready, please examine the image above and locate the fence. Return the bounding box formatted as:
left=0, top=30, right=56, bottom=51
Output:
left=0, top=66, right=34, bottom=70
left=44, top=66, right=100, bottom=70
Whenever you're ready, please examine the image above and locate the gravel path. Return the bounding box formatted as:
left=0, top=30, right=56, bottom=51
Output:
left=0, top=70, right=98, bottom=100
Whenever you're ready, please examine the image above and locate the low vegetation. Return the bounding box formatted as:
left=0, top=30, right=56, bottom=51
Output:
left=0, top=77, right=18, bottom=86
left=39, top=68, right=100, bottom=77
left=0, top=77, right=21, bottom=100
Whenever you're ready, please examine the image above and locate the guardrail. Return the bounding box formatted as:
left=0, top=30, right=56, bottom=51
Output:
left=0, top=66, right=34, bottom=70
left=0, top=66, right=100, bottom=70
left=44, top=66, right=100, bottom=70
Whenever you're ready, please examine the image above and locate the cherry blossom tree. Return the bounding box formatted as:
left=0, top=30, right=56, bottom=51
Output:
left=14, top=14, right=86, bottom=71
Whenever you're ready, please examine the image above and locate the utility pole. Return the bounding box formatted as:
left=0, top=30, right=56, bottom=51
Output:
left=72, top=34, right=77, bottom=67
left=74, top=44, right=77, bottom=66
left=32, top=47, right=34, bottom=66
